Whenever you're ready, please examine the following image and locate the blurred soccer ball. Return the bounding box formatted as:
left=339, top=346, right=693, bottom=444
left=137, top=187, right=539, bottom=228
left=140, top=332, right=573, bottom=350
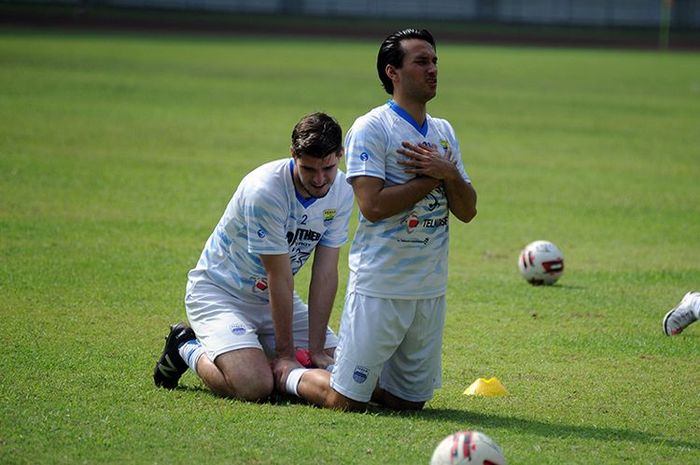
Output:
left=518, top=240, right=564, bottom=285
left=430, top=431, right=507, bottom=465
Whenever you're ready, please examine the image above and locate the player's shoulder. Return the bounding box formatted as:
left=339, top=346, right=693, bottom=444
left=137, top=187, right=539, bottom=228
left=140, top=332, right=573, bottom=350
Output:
left=348, top=103, right=396, bottom=140
left=246, top=158, right=288, bottom=181
left=427, top=114, right=455, bottom=131
left=428, top=114, right=459, bottom=140
left=351, top=103, right=394, bottom=128
left=239, top=159, right=290, bottom=198
left=334, top=170, right=353, bottom=197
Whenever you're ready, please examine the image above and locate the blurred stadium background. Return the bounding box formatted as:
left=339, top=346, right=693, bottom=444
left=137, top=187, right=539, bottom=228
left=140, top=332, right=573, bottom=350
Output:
left=2, top=0, right=699, bottom=49
left=5, top=0, right=700, bottom=26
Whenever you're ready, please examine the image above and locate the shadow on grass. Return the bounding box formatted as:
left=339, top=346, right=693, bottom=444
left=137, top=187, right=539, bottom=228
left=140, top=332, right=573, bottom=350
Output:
left=175, top=384, right=697, bottom=450
left=551, top=283, right=586, bottom=290
left=412, top=408, right=699, bottom=450
left=175, top=383, right=313, bottom=405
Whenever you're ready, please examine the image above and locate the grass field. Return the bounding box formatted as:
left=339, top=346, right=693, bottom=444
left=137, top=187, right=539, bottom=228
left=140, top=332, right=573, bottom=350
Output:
left=1, top=27, right=699, bottom=465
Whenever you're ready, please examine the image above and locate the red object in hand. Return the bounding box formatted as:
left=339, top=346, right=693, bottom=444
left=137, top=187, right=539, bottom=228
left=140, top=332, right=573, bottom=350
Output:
left=295, top=348, right=313, bottom=368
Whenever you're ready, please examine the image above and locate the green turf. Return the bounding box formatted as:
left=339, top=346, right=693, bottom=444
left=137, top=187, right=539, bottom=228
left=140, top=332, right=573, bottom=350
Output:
left=1, top=28, right=698, bottom=465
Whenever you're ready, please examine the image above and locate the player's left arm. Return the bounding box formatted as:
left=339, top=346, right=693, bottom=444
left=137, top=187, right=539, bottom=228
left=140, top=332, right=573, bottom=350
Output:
left=444, top=179, right=477, bottom=223
left=398, top=141, right=477, bottom=223
left=441, top=149, right=477, bottom=224
left=307, top=244, right=339, bottom=369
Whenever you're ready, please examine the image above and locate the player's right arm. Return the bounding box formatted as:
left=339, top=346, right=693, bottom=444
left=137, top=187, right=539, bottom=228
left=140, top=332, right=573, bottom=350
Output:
left=351, top=175, right=439, bottom=223
left=346, top=113, right=440, bottom=222
left=259, top=253, right=302, bottom=373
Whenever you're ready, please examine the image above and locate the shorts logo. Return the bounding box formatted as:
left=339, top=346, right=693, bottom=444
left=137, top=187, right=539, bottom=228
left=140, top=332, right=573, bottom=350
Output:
left=323, top=209, right=336, bottom=224
left=252, top=277, right=268, bottom=292
left=359, top=152, right=369, bottom=162
left=229, top=323, right=247, bottom=336
left=352, top=365, right=369, bottom=384
left=257, top=228, right=266, bottom=238
left=403, top=211, right=420, bottom=234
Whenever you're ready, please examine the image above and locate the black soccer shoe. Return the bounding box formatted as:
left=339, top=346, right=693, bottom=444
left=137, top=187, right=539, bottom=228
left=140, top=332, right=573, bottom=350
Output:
left=153, top=322, right=196, bottom=389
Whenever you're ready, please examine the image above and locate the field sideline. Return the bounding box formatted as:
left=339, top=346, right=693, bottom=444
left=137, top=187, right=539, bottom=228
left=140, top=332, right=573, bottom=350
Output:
left=1, top=28, right=699, bottom=464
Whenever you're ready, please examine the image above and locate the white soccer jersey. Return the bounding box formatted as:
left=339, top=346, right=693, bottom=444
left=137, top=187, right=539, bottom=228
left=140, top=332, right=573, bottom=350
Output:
left=188, top=158, right=354, bottom=304
left=345, top=100, right=471, bottom=299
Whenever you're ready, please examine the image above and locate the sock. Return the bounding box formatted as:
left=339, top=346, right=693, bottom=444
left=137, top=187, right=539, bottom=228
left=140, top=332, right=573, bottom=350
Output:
left=285, top=368, right=309, bottom=397
left=178, top=339, right=205, bottom=376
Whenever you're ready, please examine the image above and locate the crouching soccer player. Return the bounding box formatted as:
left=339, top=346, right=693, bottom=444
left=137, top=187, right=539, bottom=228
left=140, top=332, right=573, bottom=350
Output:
left=153, top=112, right=353, bottom=402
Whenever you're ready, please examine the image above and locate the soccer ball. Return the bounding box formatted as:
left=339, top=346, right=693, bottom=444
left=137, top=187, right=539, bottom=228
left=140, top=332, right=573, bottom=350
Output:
left=518, top=240, right=564, bottom=285
left=430, top=431, right=507, bottom=465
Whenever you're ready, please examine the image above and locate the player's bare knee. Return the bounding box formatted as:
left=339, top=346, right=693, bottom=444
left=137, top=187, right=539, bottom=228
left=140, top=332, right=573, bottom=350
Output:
left=235, top=374, right=274, bottom=402
left=213, top=378, right=273, bottom=402
left=238, top=383, right=273, bottom=402
left=397, top=400, right=425, bottom=411
left=325, top=388, right=366, bottom=411
left=214, top=367, right=273, bottom=402
left=377, top=390, right=425, bottom=411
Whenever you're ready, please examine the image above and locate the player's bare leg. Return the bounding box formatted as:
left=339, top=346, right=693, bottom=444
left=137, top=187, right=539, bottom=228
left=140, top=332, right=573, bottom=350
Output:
left=196, top=348, right=274, bottom=402
left=297, top=369, right=367, bottom=411
left=276, top=362, right=424, bottom=411
left=274, top=360, right=365, bottom=411
left=371, top=388, right=425, bottom=410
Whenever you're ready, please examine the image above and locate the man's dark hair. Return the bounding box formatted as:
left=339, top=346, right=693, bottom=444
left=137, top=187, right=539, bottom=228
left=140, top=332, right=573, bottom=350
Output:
left=377, top=28, right=436, bottom=95
left=291, top=112, right=342, bottom=158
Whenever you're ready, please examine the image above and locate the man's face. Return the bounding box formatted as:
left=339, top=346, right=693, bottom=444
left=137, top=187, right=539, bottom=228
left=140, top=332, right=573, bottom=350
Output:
left=292, top=151, right=342, bottom=199
left=394, top=38, right=438, bottom=102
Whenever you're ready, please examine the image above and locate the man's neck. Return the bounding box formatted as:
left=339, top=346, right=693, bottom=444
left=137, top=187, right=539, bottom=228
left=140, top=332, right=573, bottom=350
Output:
left=391, top=96, right=427, bottom=126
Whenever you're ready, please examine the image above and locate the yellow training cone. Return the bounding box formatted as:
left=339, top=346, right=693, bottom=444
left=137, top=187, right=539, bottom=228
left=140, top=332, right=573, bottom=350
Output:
left=463, top=377, right=509, bottom=397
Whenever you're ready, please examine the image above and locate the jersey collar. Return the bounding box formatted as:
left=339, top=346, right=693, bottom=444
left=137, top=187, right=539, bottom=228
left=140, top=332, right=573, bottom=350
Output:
left=387, top=99, right=428, bottom=137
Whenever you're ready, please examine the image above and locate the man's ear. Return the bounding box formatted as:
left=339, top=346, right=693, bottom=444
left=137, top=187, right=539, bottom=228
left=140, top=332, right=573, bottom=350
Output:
left=385, top=64, right=398, bottom=82
left=337, top=148, right=345, bottom=160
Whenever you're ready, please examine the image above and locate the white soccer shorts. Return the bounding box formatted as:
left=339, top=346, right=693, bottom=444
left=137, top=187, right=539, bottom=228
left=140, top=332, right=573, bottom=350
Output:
left=330, top=292, right=446, bottom=403
left=185, top=279, right=339, bottom=361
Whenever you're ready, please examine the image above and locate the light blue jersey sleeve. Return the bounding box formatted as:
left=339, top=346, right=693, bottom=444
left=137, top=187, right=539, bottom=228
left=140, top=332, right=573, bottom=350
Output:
left=345, top=113, right=389, bottom=183
left=319, top=171, right=354, bottom=248
left=241, top=182, right=290, bottom=256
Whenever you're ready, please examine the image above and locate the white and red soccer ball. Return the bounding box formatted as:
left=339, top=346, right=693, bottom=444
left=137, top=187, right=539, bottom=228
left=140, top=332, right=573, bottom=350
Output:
left=518, top=240, right=564, bottom=286
left=430, top=430, right=506, bottom=465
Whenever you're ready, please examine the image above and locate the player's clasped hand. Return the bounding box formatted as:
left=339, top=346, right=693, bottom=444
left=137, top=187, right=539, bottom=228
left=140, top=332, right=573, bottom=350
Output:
left=397, top=141, right=457, bottom=180
left=271, top=355, right=303, bottom=391
left=309, top=350, right=334, bottom=370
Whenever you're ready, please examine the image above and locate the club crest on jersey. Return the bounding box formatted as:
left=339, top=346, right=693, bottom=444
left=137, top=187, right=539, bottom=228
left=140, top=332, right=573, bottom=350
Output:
left=352, top=365, right=369, bottom=384
left=439, top=139, right=449, bottom=151
left=323, top=209, right=336, bottom=224
left=251, top=277, right=268, bottom=292
left=403, top=211, right=420, bottom=234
